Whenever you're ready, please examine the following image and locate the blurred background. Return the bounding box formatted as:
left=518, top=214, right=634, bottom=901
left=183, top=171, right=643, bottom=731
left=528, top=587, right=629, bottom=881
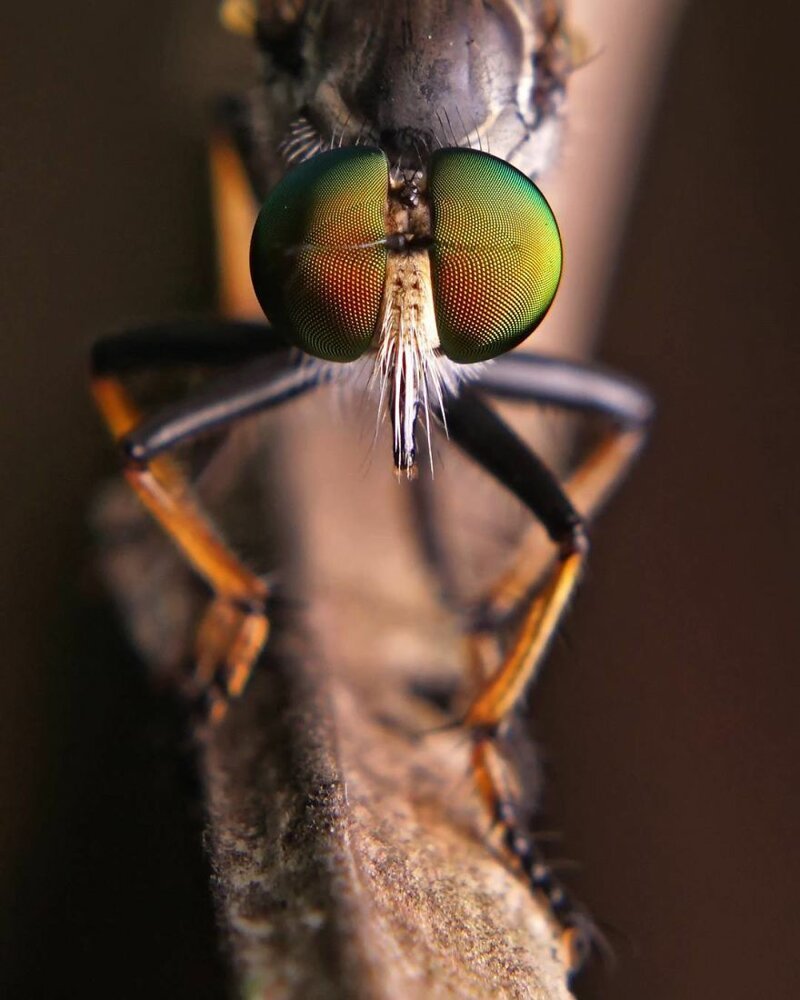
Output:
left=1, top=1, right=797, bottom=998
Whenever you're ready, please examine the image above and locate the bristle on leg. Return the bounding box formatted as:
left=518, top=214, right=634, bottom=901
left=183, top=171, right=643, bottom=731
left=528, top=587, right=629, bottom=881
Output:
left=471, top=735, right=603, bottom=980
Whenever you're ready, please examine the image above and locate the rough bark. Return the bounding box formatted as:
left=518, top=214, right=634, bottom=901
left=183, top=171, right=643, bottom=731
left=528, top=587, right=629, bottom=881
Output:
left=204, top=636, right=573, bottom=1000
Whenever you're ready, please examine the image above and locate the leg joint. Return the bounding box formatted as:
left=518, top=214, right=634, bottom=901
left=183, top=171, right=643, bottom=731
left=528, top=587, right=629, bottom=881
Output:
left=555, top=516, right=588, bottom=560
left=470, top=721, right=501, bottom=743
left=121, top=434, right=148, bottom=466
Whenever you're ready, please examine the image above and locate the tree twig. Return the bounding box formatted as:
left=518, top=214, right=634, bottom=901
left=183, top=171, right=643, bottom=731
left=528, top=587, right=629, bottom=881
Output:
left=204, top=628, right=574, bottom=999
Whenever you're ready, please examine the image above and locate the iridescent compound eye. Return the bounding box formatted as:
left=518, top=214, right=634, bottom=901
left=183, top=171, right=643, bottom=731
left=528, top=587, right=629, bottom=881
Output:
left=250, top=147, right=389, bottom=361
left=428, top=149, right=563, bottom=363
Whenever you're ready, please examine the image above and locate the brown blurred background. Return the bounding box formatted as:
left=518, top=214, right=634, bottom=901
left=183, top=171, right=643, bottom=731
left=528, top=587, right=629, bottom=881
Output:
left=1, top=2, right=798, bottom=998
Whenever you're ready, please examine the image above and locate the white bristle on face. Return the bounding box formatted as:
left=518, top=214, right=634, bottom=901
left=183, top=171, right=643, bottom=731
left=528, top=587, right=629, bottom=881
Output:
left=372, top=253, right=458, bottom=475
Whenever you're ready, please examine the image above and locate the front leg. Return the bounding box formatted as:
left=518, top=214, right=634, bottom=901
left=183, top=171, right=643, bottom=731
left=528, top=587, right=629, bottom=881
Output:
left=471, top=351, right=653, bottom=623
left=92, top=329, right=319, bottom=719
left=93, top=85, right=291, bottom=718
left=439, top=381, right=649, bottom=974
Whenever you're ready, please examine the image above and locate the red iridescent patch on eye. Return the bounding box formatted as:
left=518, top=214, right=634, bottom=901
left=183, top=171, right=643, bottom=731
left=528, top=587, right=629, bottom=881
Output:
left=250, top=147, right=389, bottom=361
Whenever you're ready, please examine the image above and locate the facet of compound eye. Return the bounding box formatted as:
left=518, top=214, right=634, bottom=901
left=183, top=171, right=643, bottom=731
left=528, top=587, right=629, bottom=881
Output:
left=428, top=149, right=562, bottom=363
left=250, top=147, right=389, bottom=361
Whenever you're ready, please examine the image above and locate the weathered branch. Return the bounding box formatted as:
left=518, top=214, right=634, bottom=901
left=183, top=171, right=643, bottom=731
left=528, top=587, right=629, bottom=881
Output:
left=205, top=633, right=574, bottom=999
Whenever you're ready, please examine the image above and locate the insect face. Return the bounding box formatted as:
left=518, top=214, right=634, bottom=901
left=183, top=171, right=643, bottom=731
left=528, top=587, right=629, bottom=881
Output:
left=250, top=146, right=562, bottom=364
left=250, top=146, right=562, bottom=470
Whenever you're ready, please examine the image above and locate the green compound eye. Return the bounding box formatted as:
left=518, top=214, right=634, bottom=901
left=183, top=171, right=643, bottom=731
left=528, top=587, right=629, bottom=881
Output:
left=428, top=149, right=563, bottom=363
left=250, top=147, right=389, bottom=361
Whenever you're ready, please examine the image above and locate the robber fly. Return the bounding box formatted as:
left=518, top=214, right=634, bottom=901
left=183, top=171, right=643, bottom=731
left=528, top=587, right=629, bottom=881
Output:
left=91, top=0, right=652, bottom=976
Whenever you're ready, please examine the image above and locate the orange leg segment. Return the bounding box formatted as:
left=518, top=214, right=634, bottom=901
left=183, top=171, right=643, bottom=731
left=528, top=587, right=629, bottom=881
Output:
left=90, top=118, right=273, bottom=717
left=465, top=545, right=585, bottom=730
left=479, top=427, right=643, bottom=623
left=92, top=375, right=270, bottom=716
left=463, top=425, right=645, bottom=733
left=459, top=423, right=645, bottom=975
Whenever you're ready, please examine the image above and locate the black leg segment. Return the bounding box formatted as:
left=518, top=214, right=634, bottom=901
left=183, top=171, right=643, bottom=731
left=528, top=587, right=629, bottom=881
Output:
left=91, top=319, right=283, bottom=376
left=439, top=388, right=584, bottom=549
left=474, top=351, right=654, bottom=428
left=122, top=355, right=323, bottom=462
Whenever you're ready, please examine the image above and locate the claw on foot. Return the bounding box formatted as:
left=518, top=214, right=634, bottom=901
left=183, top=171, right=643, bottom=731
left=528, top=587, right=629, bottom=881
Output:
left=193, top=594, right=270, bottom=719
left=469, top=731, right=598, bottom=979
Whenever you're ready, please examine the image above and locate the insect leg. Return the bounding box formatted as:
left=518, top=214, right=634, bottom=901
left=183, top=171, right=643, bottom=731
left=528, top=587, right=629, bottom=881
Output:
left=442, top=388, right=587, bottom=730
left=209, top=106, right=265, bottom=320
left=91, top=319, right=279, bottom=375
left=92, top=70, right=283, bottom=714
left=439, top=377, right=650, bottom=973
left=476, top=350, right=653, bottom=424
left=210, top=82, right=312, bottom=321
left=92, top=337, right=320, bottom=717
left=471, top=352, right=653, bottom=623
left=410, top=355, right=651, bottom=627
